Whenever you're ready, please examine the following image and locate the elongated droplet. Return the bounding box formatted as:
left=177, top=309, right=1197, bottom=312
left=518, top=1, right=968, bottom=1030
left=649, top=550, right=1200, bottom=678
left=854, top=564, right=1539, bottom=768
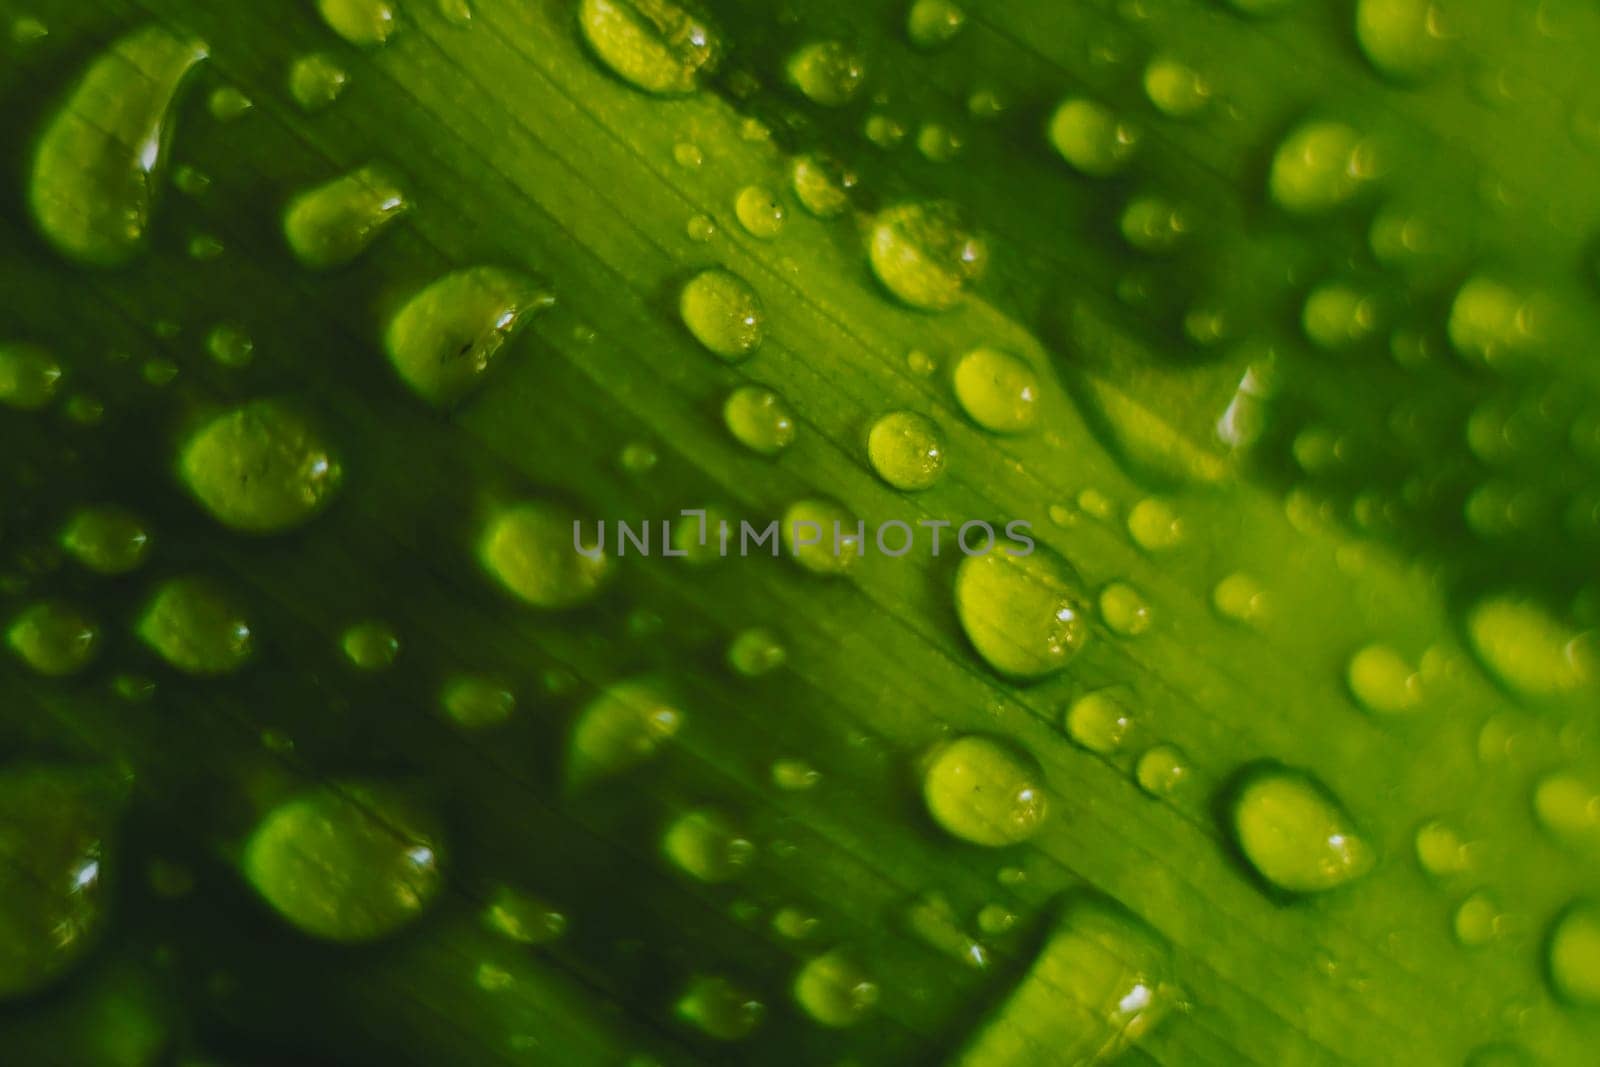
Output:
left=955, top=550, right=1090, bottom=679
left=386, top=267, right=552, bottom=405
left=1547, top=902, right=1600, bottom=1006
left=1467, top=594, right=1594, bottom=699
left=317, top=0, right=397, bottom=47
left=483, top=886, right=566, bottom=944
left=567, top=679, right=681, bottom=787
left=1347, top=643, right=1423, bottom=714
left=1228, top=763, right=1374, bottom=893
left=956, top=892, right=1177, bottom=1065
left=578, top=0, right=720, bottom=96
left=724, top=386, right=796, bottom=455
left=180, top=400, right=342, bottom=534
left=923, top=735, right=1049, bottom=846
left=0, top=764, right=125, bottom=1000
left=285, top=165, right=410, bottom=269
left=137, top=576, right=253, bottom=676
left=29, top=26, right=208, bottom=266
left=244, top=782, right=442, bottom=942
left=869, top=201, right=987, bottom=310
left=481, top=500, right=610, bottom=608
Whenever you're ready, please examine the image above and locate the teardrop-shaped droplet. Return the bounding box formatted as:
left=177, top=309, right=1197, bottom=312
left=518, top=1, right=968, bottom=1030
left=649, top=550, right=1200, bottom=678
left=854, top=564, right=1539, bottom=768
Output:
left=922, top=736, right=1048, bottom=847
left=869, top=201, right=987, bottom=310
left=61, top=505, right=151, bottom=575
left=136, top=576, right=253, bottom=676
left=317, top=0, right=398, bottom=48
left=289, top=53, right=348, bottom=111
left=662, top=808, right=754, bottom=882
left=955, top=892, right=1177, bottom=1066
left=0, top=764, right=125, bottom=1000
left=29, top=26, right=207, bottom=266
left=180, top=400, right=342, bottom=534
left=578, top=0, right=720, bottom=96
left=0, top=343, right=63, bottom=410
left=284, top=165, right=410, bottom=269
left=955, top=549, right=1090, bottom=679
left=680, top=269, right=765, bottom=360
left=7, top=601, right=99, bottom=677
left=567, top=679, right=682, bottom=787
left=1228, top=763, right=1374, bottom=893
left=480, top=500, right=610, bottom=608
left=386, top=267, right=552, bottom=405
left=243, top=782, right=443, bottom=942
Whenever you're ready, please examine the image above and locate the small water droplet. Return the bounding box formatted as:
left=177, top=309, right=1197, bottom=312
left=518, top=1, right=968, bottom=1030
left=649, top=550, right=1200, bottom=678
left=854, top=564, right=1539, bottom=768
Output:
left=386, top=267, right=552, bottom=405
left=180, top=400, right=342, bottom=534
left=1547, top=902, right=1600, bottom=1005
left=922, top=735, right=1049, bottom=846
left=663, top=808, right=754, bottom=882
left=724, top=385, right=796, bottom=455
left=1212, top=572, right=1266, bottom=623
left=1347, top=643, right=1424, bottom=714
left=771, top=758, right=819, bottom=790
left=285, top=165, right=410, bottom=269
left=782, top=499, right=862, bottom=575
left=1065, top=690, right=1134, bottom=754
left=60, top=505, right=150, bottom=575
left=1143, top=55, right=1211, bottom=118
left=1228, top=763, right=1374, bottom=893
left=907, top=0, right=966, bottom=48
left=952, top=347, right=1039, bottom=433
left=342, top=620, right=400, bottom=670
left=440, top=675, right=515, bottom=729
left=728, top=627, right=787, bottom=676
left=790, top=154, right=854, bottom=218
left=1453, top=890, right=1503, bottom=947
left=137, top=576, right=252, bottom=676
left=1269, top=121, right=1378, bottom=214
left=677, top=975, right=764, bottom=1040
left=579, top=0, right=720, bottom=96
left=786, top=40, right=866, bottom=106
left=917, top=122, right=964, bottom=162
left=1135, top=744, right=1190, bottom=796
left=206, top=323, right=255, bottom=367
left=1415, top=818, right=1472, bottom=877
left=481, top=500, right=610, bottom=609
left=734, top=185, right=786, bottom=239
left=686, top=213, right=716, bottom=241
left=681, top=269, right=765, bottom=360
left=955, top=549, right=1090, bottom=679
left=867, top=410, right=947, bottom=490
left=1466, top=593, right=1593, bottom=699
left=0, top=343, right=62, bottom=410
left=868, top=201, right=987, bottom=310
left=438, top=0, right=474, bottom=27
left=1048, top=98, right=1140, bottom=177
left=483, top=886, right=565, bottom=944
left=793, top=950, right=878, bottom=1028
left=567, top=679, right=681, bottom=787
left=1099, top=581, right=1152, bottom=636
left=1356, top=0, right=1451, bottom=81
left=288, top=53, right=348, bottom=111
left=1127, top=497, right=1184, bottom=551
left=7, top=601, right=98, bottom=677
left=317, top=0, right=398, bottom=47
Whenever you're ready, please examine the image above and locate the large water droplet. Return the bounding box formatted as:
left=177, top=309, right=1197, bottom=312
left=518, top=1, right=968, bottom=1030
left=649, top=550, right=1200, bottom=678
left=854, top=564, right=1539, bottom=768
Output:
left=907, top=0, right=966, bottom=48
left=1268, top=121, right=1378, bottom=214
left=1356, top=0, right=1450, bottom=81
left=578, top=0, right=720, bottom=96
left=1048, top=98, right=1140, bottom=177
left=386, top=267, right=551, bottom=406
left=567, top=679, right=681, bottom=786
left=952, top=347, right=1039, bottom=433
left=724, top=385, right=796, bottom=455
left=955, top=549, right=1090, bottom=679
left=481, top=500, right=610, bottom=609
left=243, top=782, right=443, bottom=942
left=793, top=949, right=878, bottom=1028
left=922, top=735, right=1049, bottom=846
left=1547, top=902, right=1600, bottom=1006
left=867, top=410, right=947, bottom=490
left=180, top=400, right=342, bottom=534
left=1228, top=763, right=1374, bottom=893
left=955, top=892, right=1177, bottom=1065
left=786, top=41, right=866, bottom=106
left=681, top=269, right=765, bottom=360
left=869, top=201, right=987, bottom=310
left=1466, top=594, right=1593, bottom=699
left=136, top=576, right=253, bottom=676
left=284, top=165, right=410, bottom=269
left=29, top=26, right=207, bottom=266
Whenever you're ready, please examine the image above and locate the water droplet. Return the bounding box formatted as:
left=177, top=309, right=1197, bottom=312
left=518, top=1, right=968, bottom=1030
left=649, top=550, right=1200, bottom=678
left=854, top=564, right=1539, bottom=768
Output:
left=481, top=500, right=610, bottom=609
left=1533, top=772, right=1600, bottom=847
left=317, top=0, right=397, bottom=47
left=793, top=950, right=878, bottom=1028
left=387, top=267, right=551, bottom=405
left=441, top=675, right=516, bottom=728
left=728, top=627, right=787, bottom=676
left=968, top=87, right=1006, bottom=119
left=663, top=808, right=754, bottom=882
left=136, top=576, right=253, bottom=676
left=438, top=0, right=474, bottom=26
left=772, top=906, right=819, bottom=940
left=578, top=0, right=720, bottom=96
left=342, top=620, right=399, bottom=670
left=771, top=758, right=820, bottom=790
left=680, top=269, right=765, bottom=360
left=1143, top=55, right=1210, bottom=118
left=1547, top=902, right=1600, bottom=1005
left=723, top=385, right=795, bottom=455
left=952, top=347, right=1039, bottom=433
left=1212, top=572, right=1266, bottom=623
left=1269, top=121, right=1378, bottom=214
left=1303, top=282, right=1381, bottom=349
left=734, top=186, right=786, bottom=239
left=1466, top=594, right=1593, bottom=699
left=289, top=53, right=348, bottom=112
left=786, top=40, right=866, bottom=106
left=917, top=122, right=964, bottom=162
left=677, top=975, right=764, bottom=1040
left=28, top=26, right=208, bottom=266
left=1415, top=818, right=1472, bottom=876
left=284, top=165, right=410, bottom=270
left=1099, top=581, right=1152, bottom=636
left=867, top=410, right=947, bottom=490
left=618, top=441, right=658, bottom=476
left=686, top=213, right=716, bottom=241
left=60, top=505, right=150, bottom=575
left=7, top=601, right=98, bottom=677
left=906, top=890, right=989, bottom=969
left=10, top=16, right=47, bottom=44
left=868, top=201, right=987, bottom=310
left=207, top=86, right=253, bottom=121
left=1228, top=764, right=1374, bottom=893
left=483, top=886, right=565, bottom=944
left=172, top=164, right=211, bottom=197
left=206, top=322, right=255, bottom=367
left=0, top=343, right=62, bottom=410
left=567, top=679, right=681, bottom=786
left=1454, top=890, right=1502, bottom=947
left=790, top=154, right=854, bottom=218
left=1127, top=497, right=1184, bottom=551
left=1048, top=98, right=1140, bottom=177
left=958, top=892, right=1177, bottom=1065
left=782, top=499, right=862, bottom=575
left=243, top=782, right=442, bottom=942
left=955, top=549, right=1090, bottom=679
left=1136, top=744, right=1190, bottom=796
left=907, top=0, right=966, bottom=48
left=0, top=764, right=122, bottom=999
left=1347, top=643, right=1424, bottom=714
left=180, top=400, right=342, bottom=534
left=1447, top=276, right=1544, bottom=372
left=1356, top=0, right=1450, bottom=81
left=142, top=355, right=180, bottom=385
left=1065, top=690, right=1134, bottom=754
left=922, top=735, right=1049, bottom=846
left=1120, top=194, right=1189, bottom=253
left=977, top=903, right=1017, bottom=935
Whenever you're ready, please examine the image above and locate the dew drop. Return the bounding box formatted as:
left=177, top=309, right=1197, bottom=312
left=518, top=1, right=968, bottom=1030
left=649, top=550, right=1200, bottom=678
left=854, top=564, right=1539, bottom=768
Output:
left=1415, top=818, right=1472, bottom=877
left=782, top=499, right=862, bottom=575
left=791, top=154, right=854, bottom=218
left=244, top=782, right=443, bottom=942
left=1447, top=276, right=1544, bottom=372
left=677, top=975, right=764, bottom=1040
left=0, top=343, right=62, bottom=410
left=1127, top=497, right=1184, bottom=551
left=793, top=950, right=878, bottom=1028
left=1547, top=902, right=1600, bottom=1006
left=1303, top=282, right=1381, bottom=350
left=1099, top=581, right=1152, bottom=636
left=481, top=500, right=610, bottom=609
left=686, top=213, right=716, bottom=241
left=1533, top=772, right=1600, bottom=848
left=317, top=0, right=397, bottom=47
left=483, top=886, right=566, bottom=945
left=172, top=164, right=211, bottom=197
left=867, top=410, right=947, bottom=490
left=1347, top=643, right=1424, bottom=715
left=61, top=505, right=150, bottom=575
left=1120, top=194, right=1189, bottom=253
left=1135, top=744, right=1190, bottom=796
left=1454, top=890, right=1502, bottom=947
left=289, top=53, right=348, bottom=112
left=205, top=322, right=255, bottom=367
left=724, top=385, right=796, bottom=455
left=285, top=165, right=410, bottom=269
left=180, top=400, right=342, bottom=534
left=734, top=185, right=786, bottom=239
left=441, top=675, right=516, bottom=729
left=1356, top=0, right=1450, bottom=81
left=342, top=620, right=400, bottom=670
left=438, top=0, right=474, bottom=26
left=955, top=549, right=1090, bottom=679
left=663, top=808, right=754, bottom=882
left=208, top=86, right=253, bottom=121
left=1143, top=55, right=1210, bottom=118
left=1065, top=690, right=1134, bottom=754
left=7, top=601, right=98, bottom=677
left=922, top=735, right=1049, bottom=846
left=137, top=577, right=252, bottom=676
left=1228, top=763, right=1374, bottom=893
left=1466, top=593, right=1593, bottom=699
left=28, top=26, right=208, bottom=267
left=907, top=0, right=966, bottom=48
left=771, top=758, right=819, bottom=790
left=578, top=0, right=720, bottom=96
left=680, top=269, right=765, bottom=360
left=567, top=679, right=681, bottom=787
left=1047, top=98, right=1140, bottom=177
left=1212, top=572, right=1265, bottom=623
left=917, top=122, right=964, bottom=162
left=952, top=347, right=1039, bottom=433
left=728, top=627, right=787, bottom=676
left=386, top=267, right=551, bottom=405
left=1269, top=121, right=1378, bottom=214
left=786, top=41, right=866, bottom=106
left=868, top=201, right=987, bottom=310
